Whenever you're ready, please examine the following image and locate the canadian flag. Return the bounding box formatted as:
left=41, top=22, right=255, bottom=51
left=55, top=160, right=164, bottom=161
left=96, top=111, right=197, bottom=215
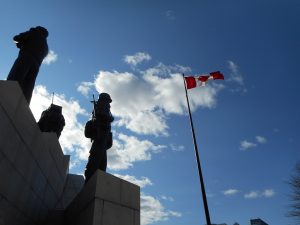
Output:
left=184, top=71, right=224, bottom=89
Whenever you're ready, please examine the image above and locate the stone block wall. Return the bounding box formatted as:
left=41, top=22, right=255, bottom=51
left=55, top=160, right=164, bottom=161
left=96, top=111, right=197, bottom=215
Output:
left=0, top=81, right=70, bottom=224
left=56, top=174, right=85, bottom=210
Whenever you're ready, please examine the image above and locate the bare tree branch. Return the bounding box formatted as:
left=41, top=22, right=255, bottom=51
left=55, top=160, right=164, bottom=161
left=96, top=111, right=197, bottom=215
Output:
left=288, top=162, right=300, bottom=218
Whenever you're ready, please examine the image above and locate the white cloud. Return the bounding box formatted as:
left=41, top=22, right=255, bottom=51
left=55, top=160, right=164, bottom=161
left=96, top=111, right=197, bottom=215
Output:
left=107, top=133, right=166, bottom=170
left=223, top=189, right=239, bottom=196
left=240, top=140, right=257, bottom=150
left=141, top=194, right=181, bottom=225
left=170, top=144, right=185, bottom=152
left=228, top=61, right=238, bottom=77
left=92, top=64, right=223, bottom=136
left=113, top=174, right=153, bottom=188
left=161, top=195, right=175, bottom=202
left=244, top=189, right=275, bottom=199
left=228, top=61, right=243, bottom=85
left=117, top=110, right=168, bottom=136
left=143, top=62, right=191, bottom=77
left=256, top=136, right=267, bottom=144
left=227, top=60, right=247, bottom=93
left=42, top=50, right=58, bottom=65
left=77, top=81, right=94, bottom=97
left=165, top=10, right=176, bottom=20
left=168, top=211, right=181, bottom=217
left=262, top=189, right=275, bottom=198
left=124, top=52, right=151, bottom=66
left=244, top=191, right=259, bottom=199
left=240, top=135, right=268, bottom=151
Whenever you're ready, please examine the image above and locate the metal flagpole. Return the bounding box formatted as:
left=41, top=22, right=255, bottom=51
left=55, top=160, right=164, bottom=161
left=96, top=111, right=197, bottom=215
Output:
left=182, top=74, right=212, bottom=225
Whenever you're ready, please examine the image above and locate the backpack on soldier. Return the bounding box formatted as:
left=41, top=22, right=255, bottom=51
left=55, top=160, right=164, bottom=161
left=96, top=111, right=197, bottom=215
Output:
left=84, top=119, right=96, bottom=139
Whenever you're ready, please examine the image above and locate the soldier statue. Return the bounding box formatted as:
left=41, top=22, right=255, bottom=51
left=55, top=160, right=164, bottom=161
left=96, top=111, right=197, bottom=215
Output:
left=7, top=26, right=49, bottom=104
left=84, top=93, right=114, bottom=183
left=37, top=104, right=65, bottom=138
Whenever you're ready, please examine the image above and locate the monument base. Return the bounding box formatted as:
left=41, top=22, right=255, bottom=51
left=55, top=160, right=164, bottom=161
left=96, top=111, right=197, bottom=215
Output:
left=65, top=170, right=140, bottom=225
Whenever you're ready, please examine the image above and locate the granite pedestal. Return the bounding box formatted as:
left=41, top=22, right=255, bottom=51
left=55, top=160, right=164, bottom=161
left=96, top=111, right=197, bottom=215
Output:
left=65, top=170, right=140, bottom=225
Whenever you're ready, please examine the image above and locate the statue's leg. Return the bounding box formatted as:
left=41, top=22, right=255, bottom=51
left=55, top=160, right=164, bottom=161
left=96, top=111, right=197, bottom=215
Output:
left=99, top=130, right=109, bottom=172
left=98, top=148, right=107, bottom=172
left=84, top=139, right=106, bottom=182
left=7, top=55, right=39, bottom=104
left=84, top=129, right=110, bottom=183
left=21, top=63, right=39, bottom=104
left=7, top=56, right=31, bottom=80
left=84, top=141, right=97, bottom=182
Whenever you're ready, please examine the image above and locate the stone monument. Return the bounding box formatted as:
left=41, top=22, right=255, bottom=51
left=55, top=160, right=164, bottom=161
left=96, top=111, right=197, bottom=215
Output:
left=0, top=80, right=140, bottom=225
left=1, top=27, right=140, bottom=225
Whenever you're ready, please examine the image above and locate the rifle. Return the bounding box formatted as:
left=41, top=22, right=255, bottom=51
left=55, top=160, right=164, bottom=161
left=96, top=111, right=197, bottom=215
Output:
left=91, top=94, right=96, bottom=120
left=85, top=94, right=97, bottom=141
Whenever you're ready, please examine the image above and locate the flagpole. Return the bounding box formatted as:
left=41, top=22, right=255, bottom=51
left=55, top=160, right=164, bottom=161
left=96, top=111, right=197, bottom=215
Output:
left=182, top=74, right=212, bottom=225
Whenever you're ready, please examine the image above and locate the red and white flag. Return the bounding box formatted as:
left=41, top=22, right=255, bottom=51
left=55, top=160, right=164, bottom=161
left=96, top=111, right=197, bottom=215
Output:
left=184, top=71, right=224, bottom=89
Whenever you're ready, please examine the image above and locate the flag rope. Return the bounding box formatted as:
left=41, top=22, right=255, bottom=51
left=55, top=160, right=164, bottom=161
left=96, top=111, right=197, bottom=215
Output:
left=182, top=73, right=212, bottom=225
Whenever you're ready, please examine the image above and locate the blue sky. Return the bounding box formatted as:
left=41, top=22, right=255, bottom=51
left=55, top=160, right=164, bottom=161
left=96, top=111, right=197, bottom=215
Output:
left=1, top=1, right=300, bottom=225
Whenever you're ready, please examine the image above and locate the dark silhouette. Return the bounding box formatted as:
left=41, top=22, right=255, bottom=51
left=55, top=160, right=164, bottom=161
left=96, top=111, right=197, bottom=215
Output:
left=84, top=93, right=114, bottom=183
left=250, top=218, right=268, bottom=225
left=7, top=26, right=49, bottom=104
left=288, top=162, right=300, bottom=220
left=37, top=104, right=65, bottom=138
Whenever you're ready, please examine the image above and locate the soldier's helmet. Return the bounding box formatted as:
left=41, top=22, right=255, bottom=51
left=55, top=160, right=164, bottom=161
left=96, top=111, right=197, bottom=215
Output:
left=35, top=26, right=49, bottom=37
left=98, top=93, right=112, bottom=103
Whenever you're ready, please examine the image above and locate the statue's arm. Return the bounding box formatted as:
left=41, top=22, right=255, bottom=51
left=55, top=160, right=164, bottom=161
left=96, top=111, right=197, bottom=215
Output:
left=13, top=31, right=31, bottom=43
left=96, top=106, right=114, bottom=123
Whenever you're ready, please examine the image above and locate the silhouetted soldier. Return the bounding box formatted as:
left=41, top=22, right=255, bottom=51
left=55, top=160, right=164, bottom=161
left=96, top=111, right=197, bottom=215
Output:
left=7, top=26, right=49, bottom=104
left=84, top=93, right=114, bottom=183
left=37, top=104, right=65, bottom=138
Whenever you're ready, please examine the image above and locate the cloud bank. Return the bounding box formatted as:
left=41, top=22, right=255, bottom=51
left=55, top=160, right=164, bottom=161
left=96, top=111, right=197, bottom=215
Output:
left=78, top=60, right=223, bottom=136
